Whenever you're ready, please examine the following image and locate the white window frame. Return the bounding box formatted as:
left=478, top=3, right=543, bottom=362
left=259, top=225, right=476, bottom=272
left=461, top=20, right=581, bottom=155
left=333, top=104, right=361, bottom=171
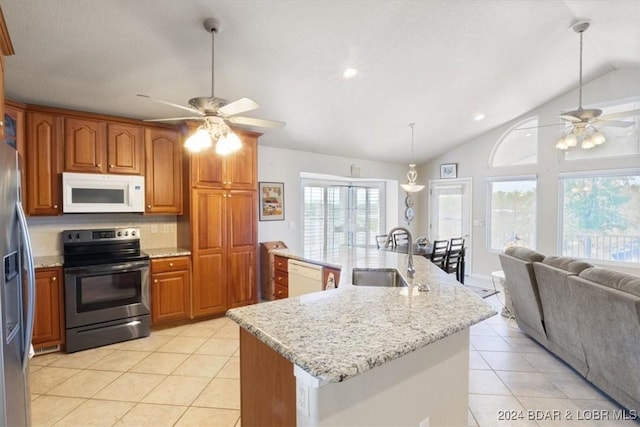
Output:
left=486, top=174, right=538, bottom=253
left=488, top=116, right=539, bottom=168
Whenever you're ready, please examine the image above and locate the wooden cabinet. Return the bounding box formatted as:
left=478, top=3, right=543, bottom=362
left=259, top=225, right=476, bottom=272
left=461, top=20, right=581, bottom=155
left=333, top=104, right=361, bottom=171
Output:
left=227, top=190, right=258, bottom=308
left=150, top=256, right=191, bottom=325
left=64, top=117, right=107, bottom=173
left=191, top=130, right=257, bottom=190
left=26, top=112, right=62, bottom=216
left=273, top=255, right=289, bottom=300
left=145, top=127, right=182, bottom=214
left=64, top=118, right=144, bottom=175
left=191, top=189, right=227, bottom=317
left=107, top=123, right=144, bottom=175
left=190, top=189, right=257, bottom=315
left=32, top=267, right=64, bottom=348
left=259, top=241, right=288, bottom=301
left=181, top=129, right=260, bottom=317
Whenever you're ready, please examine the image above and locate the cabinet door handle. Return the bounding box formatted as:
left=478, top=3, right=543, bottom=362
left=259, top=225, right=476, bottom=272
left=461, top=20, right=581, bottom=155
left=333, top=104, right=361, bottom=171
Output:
left=169, top=262, right=174, bottom=267
left=53, top=204, right=58, bottom=209
left=154, top=279, right=158, bottom=284
left=147, top=205, right=151, bottom=209
left=277, top=290, right=282, bottom=295
left=109, top=164, right=114, bottom=168
left=51, top=276, right=57, bottom=282
left=97, top=163, right=102, bottom=168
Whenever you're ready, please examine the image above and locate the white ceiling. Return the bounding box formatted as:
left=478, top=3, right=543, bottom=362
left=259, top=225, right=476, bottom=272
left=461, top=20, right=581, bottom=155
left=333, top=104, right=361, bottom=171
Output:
left=3, top=1, right=640, bottom=164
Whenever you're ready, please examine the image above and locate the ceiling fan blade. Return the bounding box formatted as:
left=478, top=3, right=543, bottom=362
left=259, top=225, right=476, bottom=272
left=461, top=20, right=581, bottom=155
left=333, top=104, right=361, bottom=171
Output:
left=595, top=119, right=635, bottom=128
left=515, top=123, right=564, bottom=130
left=559, top=114, right=583, bottom=123
left=598, top=109, right=640, bottom=121
left=137, top=94, right=203, bottom=115
left=218, top=97, right=260, bottom=117
left=143, top=116, right=204, bottom=122
left=228, top=116, right=285, bottom=128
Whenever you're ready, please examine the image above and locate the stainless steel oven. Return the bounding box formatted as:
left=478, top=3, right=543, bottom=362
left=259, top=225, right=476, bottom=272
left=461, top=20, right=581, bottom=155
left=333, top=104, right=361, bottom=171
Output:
left=63, top=228, right=150, bottom=353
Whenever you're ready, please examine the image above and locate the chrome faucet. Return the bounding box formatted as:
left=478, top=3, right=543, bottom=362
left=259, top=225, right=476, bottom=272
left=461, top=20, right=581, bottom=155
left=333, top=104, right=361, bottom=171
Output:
left=383, top=227, right=415, bottom=278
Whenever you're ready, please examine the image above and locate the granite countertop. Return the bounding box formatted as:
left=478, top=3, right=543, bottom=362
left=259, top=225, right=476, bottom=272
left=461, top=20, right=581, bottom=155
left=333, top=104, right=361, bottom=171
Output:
left=144, top=247, right=191, bottom=258
left=34, top=255, right=64, bottom=269
left=227, top=251, right=496, bottom=384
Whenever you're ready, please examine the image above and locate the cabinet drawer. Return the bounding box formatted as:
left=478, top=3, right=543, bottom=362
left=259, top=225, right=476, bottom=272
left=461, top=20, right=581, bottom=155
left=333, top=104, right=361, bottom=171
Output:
left=274, top=255, right=288, bottom=273
left=151, top=256, right=189, bottom=273
left=274, top=283, right=288, bottom=299
left=274, top=271, right=288, bottom=288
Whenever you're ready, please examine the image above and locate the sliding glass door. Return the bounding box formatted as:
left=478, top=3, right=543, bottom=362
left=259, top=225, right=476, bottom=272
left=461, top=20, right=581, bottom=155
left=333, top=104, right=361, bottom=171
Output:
left=303, top=180, right=385, bottom=261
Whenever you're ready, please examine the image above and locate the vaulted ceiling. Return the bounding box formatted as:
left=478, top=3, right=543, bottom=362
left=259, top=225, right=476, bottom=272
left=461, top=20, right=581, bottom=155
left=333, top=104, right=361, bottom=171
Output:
left=3, top=1, right=640, bottom=164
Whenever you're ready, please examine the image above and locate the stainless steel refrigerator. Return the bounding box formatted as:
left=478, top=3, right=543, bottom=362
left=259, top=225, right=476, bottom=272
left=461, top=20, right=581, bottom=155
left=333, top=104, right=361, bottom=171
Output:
left=1, top=137, right=36, bottom=426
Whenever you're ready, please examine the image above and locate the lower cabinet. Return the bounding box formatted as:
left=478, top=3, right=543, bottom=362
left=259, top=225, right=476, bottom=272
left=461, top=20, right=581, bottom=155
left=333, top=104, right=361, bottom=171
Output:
left=273, top=255, right=289, bottom=300
left=33, top=267, right=64, bottom=348
left=150, top=256, right=191, bottom=325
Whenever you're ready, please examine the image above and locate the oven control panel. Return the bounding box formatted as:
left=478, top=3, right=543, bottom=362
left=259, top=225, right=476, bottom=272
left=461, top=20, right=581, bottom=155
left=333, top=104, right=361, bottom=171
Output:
left=63, top=227, right=140, bottom=243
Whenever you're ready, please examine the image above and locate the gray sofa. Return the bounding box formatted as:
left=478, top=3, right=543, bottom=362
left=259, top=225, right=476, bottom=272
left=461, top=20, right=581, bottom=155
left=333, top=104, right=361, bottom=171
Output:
left=499, top=247, right=640, bottom=413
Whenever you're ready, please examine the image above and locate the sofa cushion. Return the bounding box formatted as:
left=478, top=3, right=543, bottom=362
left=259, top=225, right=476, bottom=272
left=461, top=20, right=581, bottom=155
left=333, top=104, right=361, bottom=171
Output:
left=579, top=267, right=640, bottom=298
left=504, top=247, right=545, bottom=263
left=542, top=256, right=593, bottom=275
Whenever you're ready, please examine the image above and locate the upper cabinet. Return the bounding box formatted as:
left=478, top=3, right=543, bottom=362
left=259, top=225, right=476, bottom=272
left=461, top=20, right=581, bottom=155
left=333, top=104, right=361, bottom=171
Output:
left=64, top=117, right=107, bottom=173
left=145, top=127, right=182, bottom=214
left=191, top=130, right=258, bottom=190
left=107, top=123, right=144, bottom=175
left=26, top=111, right=62, bottom=216
left=64, top=117, right=144, bottom=175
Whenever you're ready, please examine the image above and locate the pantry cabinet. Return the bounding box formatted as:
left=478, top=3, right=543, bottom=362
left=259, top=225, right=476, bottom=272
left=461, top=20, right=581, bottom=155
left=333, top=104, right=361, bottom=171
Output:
left=150, top=256, right=191, bottom=325
left=180, top=129, right=260, bottom=317
left=144, top=127, right=183, bottom=214
left=32, top=267, right=64, bottom=348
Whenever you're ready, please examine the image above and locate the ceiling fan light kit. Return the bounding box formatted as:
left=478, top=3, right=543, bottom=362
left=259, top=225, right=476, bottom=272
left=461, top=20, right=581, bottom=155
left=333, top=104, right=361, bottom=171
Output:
left=138, top=17, right=284, bottom=156
left=400, top=123, right=425, bottom=193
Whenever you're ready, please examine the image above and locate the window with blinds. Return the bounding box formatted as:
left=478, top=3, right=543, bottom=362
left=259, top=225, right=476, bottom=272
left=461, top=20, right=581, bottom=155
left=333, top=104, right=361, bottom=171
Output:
left=302, top=179, right=385, bottom=260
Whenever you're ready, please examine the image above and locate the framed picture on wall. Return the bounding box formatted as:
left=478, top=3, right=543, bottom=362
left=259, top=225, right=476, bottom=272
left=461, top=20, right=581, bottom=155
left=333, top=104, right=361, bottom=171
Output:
left=440, top=163, right=457, bottom=179
left=259, top=182, right=285, bottom=221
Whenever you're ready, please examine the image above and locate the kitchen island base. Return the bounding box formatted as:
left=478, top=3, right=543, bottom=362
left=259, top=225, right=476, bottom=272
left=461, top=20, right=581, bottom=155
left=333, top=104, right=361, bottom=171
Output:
left=240, top=327, right=469, bottom=426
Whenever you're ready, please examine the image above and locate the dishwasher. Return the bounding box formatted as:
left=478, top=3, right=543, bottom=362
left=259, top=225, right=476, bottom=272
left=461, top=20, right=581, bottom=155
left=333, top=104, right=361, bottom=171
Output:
left=288, top=259, right=323, bottom=297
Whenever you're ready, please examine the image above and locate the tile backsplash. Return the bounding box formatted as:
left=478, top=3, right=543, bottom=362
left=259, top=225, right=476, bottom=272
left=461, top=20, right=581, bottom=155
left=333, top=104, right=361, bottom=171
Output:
left=27, top=214, right=178, bottom=256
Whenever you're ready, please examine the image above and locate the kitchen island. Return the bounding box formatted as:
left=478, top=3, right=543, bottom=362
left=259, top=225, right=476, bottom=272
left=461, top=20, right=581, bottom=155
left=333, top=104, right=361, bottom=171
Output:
left=227, top=250, right=496, bottom=426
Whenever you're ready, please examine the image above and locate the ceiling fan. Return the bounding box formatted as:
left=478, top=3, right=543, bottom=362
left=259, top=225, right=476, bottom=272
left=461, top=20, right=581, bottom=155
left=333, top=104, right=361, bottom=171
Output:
left=138, top=17, right=285, bottom=154
left=519, top=20, right=640, bottom=150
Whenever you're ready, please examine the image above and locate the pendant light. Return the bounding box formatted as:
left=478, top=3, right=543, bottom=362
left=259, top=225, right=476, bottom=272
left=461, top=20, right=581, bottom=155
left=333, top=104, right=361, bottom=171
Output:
left=400, top=123, right=425, bottom=193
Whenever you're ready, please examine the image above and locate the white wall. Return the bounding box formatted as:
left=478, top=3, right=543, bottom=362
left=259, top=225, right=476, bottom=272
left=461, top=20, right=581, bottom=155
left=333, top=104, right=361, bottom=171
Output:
left=258, top=145, right=416, bottom=254
left=416, top=67, right=640, bottom=277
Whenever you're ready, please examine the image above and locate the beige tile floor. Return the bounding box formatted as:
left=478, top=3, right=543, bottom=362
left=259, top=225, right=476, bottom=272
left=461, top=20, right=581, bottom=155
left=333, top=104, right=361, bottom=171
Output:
left=29, top=284, right=638, bottom=426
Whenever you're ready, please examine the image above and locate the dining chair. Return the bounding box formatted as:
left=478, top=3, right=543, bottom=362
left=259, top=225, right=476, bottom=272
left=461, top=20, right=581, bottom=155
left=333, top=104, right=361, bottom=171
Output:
left=445, top=238, right=465, bottom=283
left=375, top=234, right=389, bottom=249
left=429, top=239, right=449, bottom=269
left=392, top=230, right=409, bottom=247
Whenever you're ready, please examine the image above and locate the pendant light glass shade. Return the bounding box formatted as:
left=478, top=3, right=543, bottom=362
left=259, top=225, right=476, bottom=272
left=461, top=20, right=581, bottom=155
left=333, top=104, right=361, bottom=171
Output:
left=184, top=119, right=242, bottom=156
left=400, top=124, right=425, bottom=193
left=184, top=127, right=213, bottom=153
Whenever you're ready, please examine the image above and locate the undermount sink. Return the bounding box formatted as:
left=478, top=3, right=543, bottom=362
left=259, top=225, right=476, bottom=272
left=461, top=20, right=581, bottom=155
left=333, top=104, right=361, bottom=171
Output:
left=351, top=268, right=408, bottom=287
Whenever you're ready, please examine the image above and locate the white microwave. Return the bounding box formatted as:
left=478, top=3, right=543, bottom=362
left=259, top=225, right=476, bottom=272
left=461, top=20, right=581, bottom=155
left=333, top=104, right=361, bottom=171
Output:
left=62, top=172, right=145, bottom=213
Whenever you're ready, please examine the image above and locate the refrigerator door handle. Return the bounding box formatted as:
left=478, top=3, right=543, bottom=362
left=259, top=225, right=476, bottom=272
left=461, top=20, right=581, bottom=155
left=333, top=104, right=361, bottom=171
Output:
left=16, top=201, right=36, bottom=372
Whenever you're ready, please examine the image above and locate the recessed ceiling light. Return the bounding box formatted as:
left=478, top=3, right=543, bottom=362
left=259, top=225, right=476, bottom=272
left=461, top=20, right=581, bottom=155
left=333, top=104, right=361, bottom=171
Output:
left=343, top=68, right=358, bottom=79
left=473, top=113, right=485, bottom=121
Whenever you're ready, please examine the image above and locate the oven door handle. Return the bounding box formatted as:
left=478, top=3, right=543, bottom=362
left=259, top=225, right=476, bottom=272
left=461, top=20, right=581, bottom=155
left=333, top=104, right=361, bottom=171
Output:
left=65, top=260, right=149, bottom=275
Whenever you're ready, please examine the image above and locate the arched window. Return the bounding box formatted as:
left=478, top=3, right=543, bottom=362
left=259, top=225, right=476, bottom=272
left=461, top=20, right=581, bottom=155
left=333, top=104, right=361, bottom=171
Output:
left=490, top=117, right=538, bottom=167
